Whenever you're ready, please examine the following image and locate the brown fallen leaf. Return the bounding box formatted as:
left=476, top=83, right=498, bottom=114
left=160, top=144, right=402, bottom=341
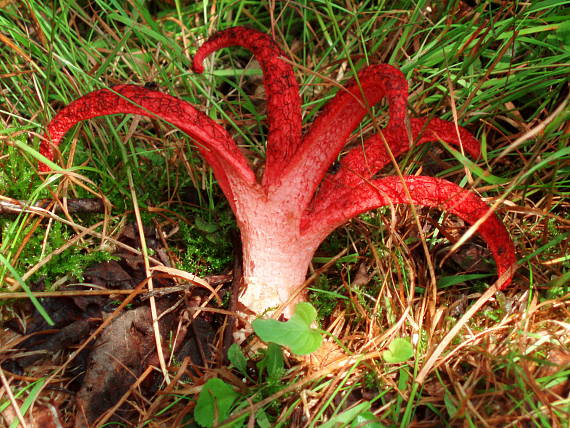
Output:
left=75, top=300, right=179, bottom=427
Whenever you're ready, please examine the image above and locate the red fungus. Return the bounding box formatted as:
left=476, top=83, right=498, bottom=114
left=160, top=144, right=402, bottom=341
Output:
left=39, top=27, right=516, bottom=318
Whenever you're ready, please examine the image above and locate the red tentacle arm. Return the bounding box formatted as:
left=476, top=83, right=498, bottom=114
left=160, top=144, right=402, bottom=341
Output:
left=39, top=84, right=256, bottom=209
left=302, top=176, right=516, bottom=288
left=315, top=117, right=482, bottom=202
left=192, top=26, right=302, bottom=187
left=277, top=64, right=408, bottom=209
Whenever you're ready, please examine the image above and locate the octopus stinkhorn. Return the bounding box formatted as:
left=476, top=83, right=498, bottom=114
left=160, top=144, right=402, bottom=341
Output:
left=39, top=27, right=516, bottom=317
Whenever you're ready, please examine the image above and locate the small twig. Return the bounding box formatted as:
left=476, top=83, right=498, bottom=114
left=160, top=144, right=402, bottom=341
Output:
left=0, top=289, right=117, bottom=300
left=0, top=273, right=231, bottom=300
left=0, top=198, right=105, bottom=216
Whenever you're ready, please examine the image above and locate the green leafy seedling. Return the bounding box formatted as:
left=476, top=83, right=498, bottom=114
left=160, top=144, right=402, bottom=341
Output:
left=351, top=412, right=386, bottom=427
left=252, top=302, right=323, bottom=355
left=320, top=401, right=385, bottom=428
left=194, top=378, right=240, bottom=427
left=382, top=338, right=414, bottom=364
left=194, top=216, right=219, bottom=233
left=257, top=343, right=284, bottom=381
left=227, top=343, right=248, bottom=377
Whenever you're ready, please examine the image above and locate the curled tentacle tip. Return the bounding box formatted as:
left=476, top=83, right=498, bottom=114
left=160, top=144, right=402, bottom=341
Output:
left=191, top=57, right=205, bottom=74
